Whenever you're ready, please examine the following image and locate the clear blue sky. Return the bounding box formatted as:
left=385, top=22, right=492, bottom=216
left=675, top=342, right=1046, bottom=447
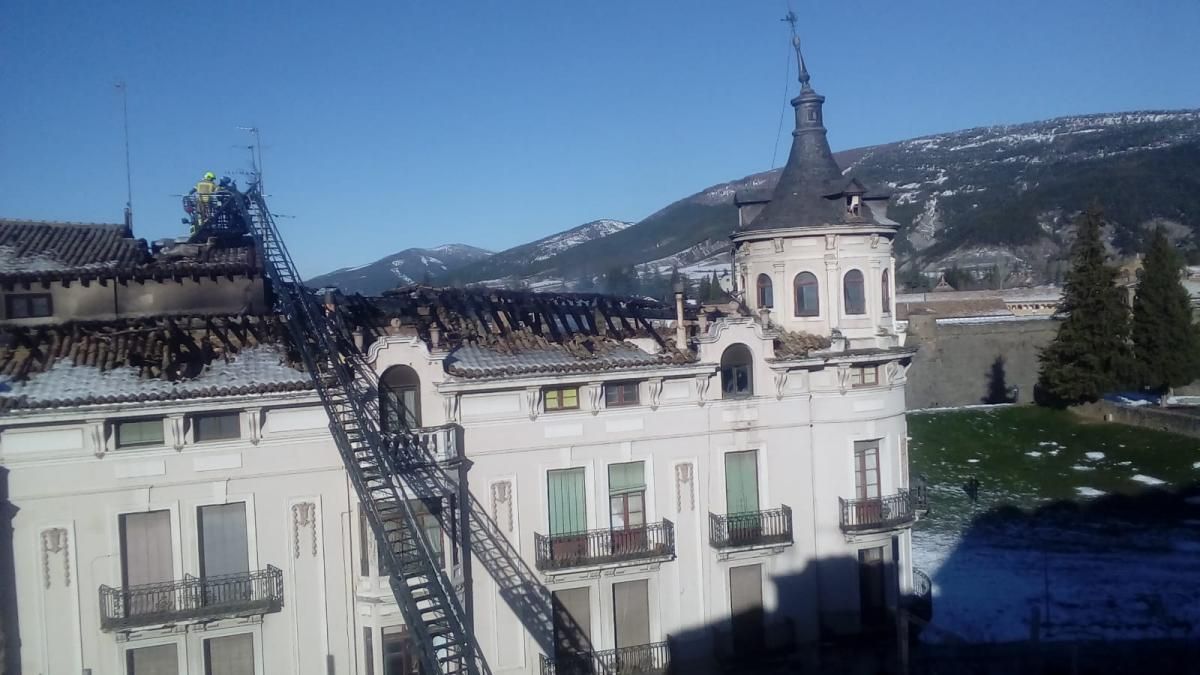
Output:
left=1, top=1, right=1197, bottom=278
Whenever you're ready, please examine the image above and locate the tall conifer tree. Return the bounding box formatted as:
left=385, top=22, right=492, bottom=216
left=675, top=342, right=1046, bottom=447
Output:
left=1036, top=207, right=1133, bottom=406
left=1131, top=228, right=1200, bottom=393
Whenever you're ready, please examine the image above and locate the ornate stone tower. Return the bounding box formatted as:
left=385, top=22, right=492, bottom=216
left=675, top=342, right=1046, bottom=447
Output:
left=732, top=26, right=899, bottom=349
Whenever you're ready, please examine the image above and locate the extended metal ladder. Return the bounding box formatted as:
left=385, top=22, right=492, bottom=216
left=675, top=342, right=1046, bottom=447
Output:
left=243, top=187, right=488, bottom=675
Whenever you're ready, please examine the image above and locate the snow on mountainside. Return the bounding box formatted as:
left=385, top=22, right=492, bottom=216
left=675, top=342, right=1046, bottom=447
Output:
left=306, top=243, right=492, bottom=295
left=316, top=109, right=1200, bottom=293
left=454, top=219, right=635, bottom=286
left=504, top=108, right=1200, bottom=291
left=528, top=219, right=633, bottom=262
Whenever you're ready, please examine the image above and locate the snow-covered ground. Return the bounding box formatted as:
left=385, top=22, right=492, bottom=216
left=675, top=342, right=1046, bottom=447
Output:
left=910, top=407, right=1200, bottom=644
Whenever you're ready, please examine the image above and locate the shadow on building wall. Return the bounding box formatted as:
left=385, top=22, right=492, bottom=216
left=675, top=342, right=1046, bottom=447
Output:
left=0, top=467, right=19, bottom=675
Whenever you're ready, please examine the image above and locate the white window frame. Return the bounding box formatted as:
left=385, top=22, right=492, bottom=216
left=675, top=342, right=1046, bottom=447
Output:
left=190, top=493, right=260, bottom=579
left=187, top=624, right=264, bottom=675
left=117, top=633, right=187, bottom=675
left=108, top=501, right=185, bottom=598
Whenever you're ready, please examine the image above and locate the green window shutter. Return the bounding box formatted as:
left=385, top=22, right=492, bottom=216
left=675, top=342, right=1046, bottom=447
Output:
left=608, top=462, right=645, bottom=495
left=548, top=468, right=586, bottom=535
left=725, top=451, right=760, bottom=515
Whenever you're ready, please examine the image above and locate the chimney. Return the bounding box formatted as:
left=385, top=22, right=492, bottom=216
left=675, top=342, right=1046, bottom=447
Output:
left=673, top=280, right=687, bottom=348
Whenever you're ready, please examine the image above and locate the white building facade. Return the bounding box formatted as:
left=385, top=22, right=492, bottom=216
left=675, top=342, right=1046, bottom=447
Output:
left=0, top=35, right=923, bottom=675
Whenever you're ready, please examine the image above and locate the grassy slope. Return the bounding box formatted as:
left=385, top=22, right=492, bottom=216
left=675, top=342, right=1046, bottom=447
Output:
left=910, top=407, right=1200, bottom=536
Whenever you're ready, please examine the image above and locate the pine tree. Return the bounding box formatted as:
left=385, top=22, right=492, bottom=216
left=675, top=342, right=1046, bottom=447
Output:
left=1036, top=207, right=1133, bottom=406
left=697, top=275, right=712, bottom=303
left=708, top=271, right=724, bottom=301
left=1130, top=228, right=1200, bottom=394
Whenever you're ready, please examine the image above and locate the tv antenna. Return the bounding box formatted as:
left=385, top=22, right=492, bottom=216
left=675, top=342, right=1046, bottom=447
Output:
left=237, top=126, right=264, bottom=190
left=115, top=81, right=134, bottom=228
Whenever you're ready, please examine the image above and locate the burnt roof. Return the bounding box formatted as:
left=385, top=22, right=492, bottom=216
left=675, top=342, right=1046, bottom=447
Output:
left=0, top=314, right=310, bottom=410
left=0, top=219, right=260, bottom=284
left=347, top=286, right=698, bottom=379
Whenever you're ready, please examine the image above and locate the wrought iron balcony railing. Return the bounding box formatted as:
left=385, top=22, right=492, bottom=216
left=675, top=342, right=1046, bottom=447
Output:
left=99, top=565, right=284, bottom=631
left=534, top=521, right=674, bottom=572
left=708, top=506, right=793, bottom=549
left=839, top=490, right=917, bottom=532
left=540, top=641, right=671, bottom=675
left=904, top=568, right=934, bottom=624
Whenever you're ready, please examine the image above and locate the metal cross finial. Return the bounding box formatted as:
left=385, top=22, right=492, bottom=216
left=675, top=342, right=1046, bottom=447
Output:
left=781, top=10, right=810, bottom=87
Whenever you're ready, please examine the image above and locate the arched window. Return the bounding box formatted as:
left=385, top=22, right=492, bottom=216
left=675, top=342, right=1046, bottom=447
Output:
left=380, top=365, right=421, bottom=432
left=720, top=344, right=754, bottom=398
left=756, top=274, right=774, bottom=309
left=843, top=270, right=866, bottom=315
left=881, top=269, right=892, bottom=314
left=793, top=272, right=820, bottom=317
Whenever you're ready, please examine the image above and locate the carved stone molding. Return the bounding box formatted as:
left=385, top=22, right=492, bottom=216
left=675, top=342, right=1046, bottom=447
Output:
left=773, top=371, right=789, bottom=400
left=587, top=382, right=603, bottom=415
left=694, top=375, right=710, bottom=407
left=837, top=364, right=851, bottom=394
left=490, top=481, right=514, bottom=533
left=674, top=463, right=695, bottom=512
left=525, top=388, right=542, bottom=421
left=772, top=238, right=785, bottom=254
left=870, top=233, right=880, bottom=249
left=443, top=394, right=461, bottom=424
left=87, top=421, right=107, bottom=459
left=168, top=415, right=186, bottom=451
left=41, top=527, right=70, bottom=588
left=825, top=234, right=837, bottom=250
left=291, top=502, right=318, bottom=559
left=648, top=378, right=664, bottom=410
left=247, top=408, right=262, bottom=446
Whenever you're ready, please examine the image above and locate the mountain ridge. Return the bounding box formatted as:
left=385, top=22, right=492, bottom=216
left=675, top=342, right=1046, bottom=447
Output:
left=311, top=108, right=1200, bottom=294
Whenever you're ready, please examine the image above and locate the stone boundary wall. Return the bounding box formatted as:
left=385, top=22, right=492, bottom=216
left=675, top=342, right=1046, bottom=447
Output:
left=904, top=315, right=1059, bottom=410
left=1072, top=400, right=1200, bottom=439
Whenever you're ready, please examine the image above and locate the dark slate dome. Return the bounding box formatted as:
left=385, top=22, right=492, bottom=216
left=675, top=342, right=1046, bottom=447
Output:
left=742, top=35, right=890, bottom=232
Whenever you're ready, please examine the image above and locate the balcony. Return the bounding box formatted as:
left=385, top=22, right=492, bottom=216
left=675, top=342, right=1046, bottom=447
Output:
left=387, top=424, right=462, bottom=465
left=839, top=490, right=918, bottom=533
left=534, top=521, right=675, bottom=572
left=540, top=642, right=671, bottom=675
left=414, top=423, right=461, bottom=463
left=708, top=506, right=793, bottom=549
left=99, top=565, right=284, bottom=631
left=904, top=568, right=934, bottom=624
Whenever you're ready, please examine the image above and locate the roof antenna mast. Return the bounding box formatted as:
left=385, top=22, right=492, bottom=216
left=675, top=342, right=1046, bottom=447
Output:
left=115, top=81, right=134, bottom=230
left=237, top=126, right=264, bottom=191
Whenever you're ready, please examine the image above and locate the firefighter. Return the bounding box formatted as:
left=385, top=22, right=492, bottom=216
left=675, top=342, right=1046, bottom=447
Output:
left=190, top=171, right=219, bottom=233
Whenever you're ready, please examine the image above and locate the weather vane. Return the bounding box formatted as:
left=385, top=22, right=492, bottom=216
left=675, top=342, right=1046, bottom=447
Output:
left=781, top=9, right=810, bottom=87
